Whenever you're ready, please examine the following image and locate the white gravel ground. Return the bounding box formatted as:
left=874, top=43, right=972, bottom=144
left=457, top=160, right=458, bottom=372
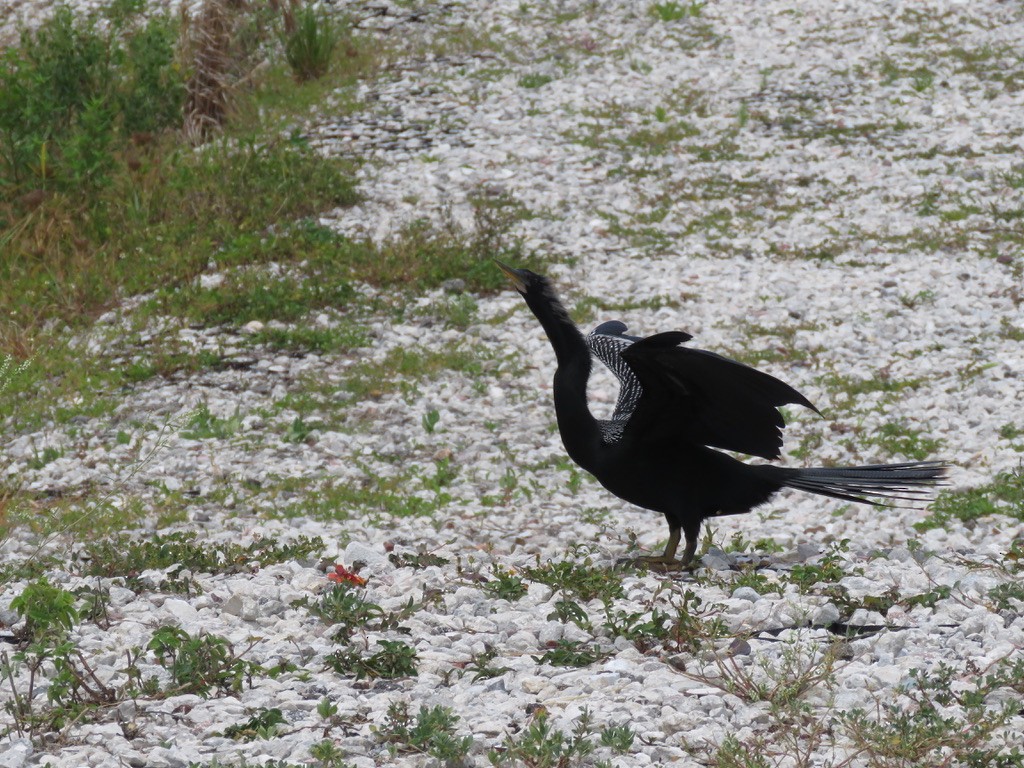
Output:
left=1, top=1, right=1023, bottom=766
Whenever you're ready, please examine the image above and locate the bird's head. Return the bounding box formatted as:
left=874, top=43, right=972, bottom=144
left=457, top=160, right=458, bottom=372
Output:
left=495, top=260, right=574, bottom=329
left=494, top=260, right=536, bottom=295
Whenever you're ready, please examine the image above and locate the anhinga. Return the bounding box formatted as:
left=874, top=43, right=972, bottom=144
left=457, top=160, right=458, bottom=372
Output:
left=498, top=262, right=948, bottom=569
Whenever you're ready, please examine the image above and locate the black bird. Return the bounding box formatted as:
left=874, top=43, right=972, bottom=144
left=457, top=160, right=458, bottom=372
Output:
left=498, top=262, right=948, bottom=568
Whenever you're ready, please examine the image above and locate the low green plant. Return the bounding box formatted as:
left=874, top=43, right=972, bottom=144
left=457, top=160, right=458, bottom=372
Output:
left=297, top=583, right=391, bottom=641
left=524, top=559, right=625, bottom=603
left=388, top=551, right=450, bottom=569
left=533, top=640, right=609, bottom=668
left=904, top=584, right=952, bottom=609
left=784, top=540, right=851, bottom=590
left=547, top=599, right=593, bottom=630
left=916, top=469, right=1023, bottom=531
left=700, top=637, right=841, bottom=710
left=989, top=582, right=1024, bottom=611
left=726, top=565, right=776, bottom=595
left=81, top=532, right=323, bottom=580
left=282, top=415, right=321, bottom=443
left=281, top=4, right=342, bottom=82
left=602, top=604, right=673, bottom=648
left=316, top=696, right=339, bottom=721
left=464, top=646, right=513, bottom=681
left=482, top=566, right=528, bottom=601
left=489, top=709, right=594, bottom=767
left=180, top=402, right=243, bottom=440
left=841, top=663, right=1024, bottom=766
left=421, top=408, right=441, bottom=434
left=519, top=73, right=554, bottom=88
left=713, top=734, right=772, bottom=768
left=9, top=577, right=79, bottom=643
left=26, top=446, right=64, bottom=470
left=599, top=723, right=635, bottom=754
left=147, top=625, right=262, bottom=697
left=722, top=532, right=785, bottom=556
left=879, top=57, right=935, bottom=92
left=326, top=640, right=418, bottom=680
left=377, top=702, right=474, bottom=762
left=309, top=739, right=354, bottom=768
left=602, top=588, right=727, bottom=654
left=222, top=707, right=287, bottom=740
left=435, top=293, right=479, bottom=327
left=2, top=578, right=119, bottom=736
left=423, top=457, right=459, bottom=497
left=650, top=1, right=705, bottom=21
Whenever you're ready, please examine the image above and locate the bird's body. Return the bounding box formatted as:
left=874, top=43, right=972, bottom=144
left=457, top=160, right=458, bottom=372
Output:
left=498, top=262, right=948, bottom=567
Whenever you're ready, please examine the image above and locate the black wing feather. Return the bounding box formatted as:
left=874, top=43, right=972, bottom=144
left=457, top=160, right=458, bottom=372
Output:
left=619, top=331, right=818, bottom=460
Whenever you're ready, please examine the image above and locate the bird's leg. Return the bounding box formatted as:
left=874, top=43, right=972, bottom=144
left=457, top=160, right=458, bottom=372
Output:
left=626, top=526, right=685, bottom=571
left=678, top=530, right=699, bottom=569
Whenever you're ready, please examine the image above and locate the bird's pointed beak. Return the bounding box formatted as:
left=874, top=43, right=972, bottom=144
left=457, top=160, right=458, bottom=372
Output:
left=494, top=259, right=527, bottom=293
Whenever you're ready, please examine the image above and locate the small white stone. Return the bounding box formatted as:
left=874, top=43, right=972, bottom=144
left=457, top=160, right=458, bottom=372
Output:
left=199, top=273, right=224, bottom=290
left=342, top=541, right=392, bottom=572
left=731, top=587, right=761, bottom=603
left=161, top=598, right=199, bottom=625
left=813, top=603, right=842, bottom=627
left=222, top=594, right=258, bottom=621
left=0, top=738, right=32, bottom=768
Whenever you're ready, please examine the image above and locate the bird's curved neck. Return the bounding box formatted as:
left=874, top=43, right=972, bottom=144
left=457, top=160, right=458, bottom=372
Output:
left=524, top=289, right=602, bottom=470
left=553, top=356, right=601, bottom=471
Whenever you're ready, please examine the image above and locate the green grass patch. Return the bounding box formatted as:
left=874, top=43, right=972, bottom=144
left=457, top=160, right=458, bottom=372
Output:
left=341, top=344, right=489, bottom=401
left=326, top=639, right=418, bottom=680
left=378, top=702, right=474, bottom=763
left=79, top=532, right=324, bottom=579
left=296, top=581, right=414, bottom=642
left=518, top=73, right=554, bottom=89
left=817, top=371, right=922, bottom=405
left=915, top=469, right=1024, bottom=531
left=2, top=134, right=359, bottom=355
left=863, top=422, right=944, bottom=461
left=524, top=559, right=625, bottom=603
left=0, top=6, right=184, bottom=196
left=533, top=639, right=610, bottom=668
left=280, top=4, right=342, bottom=83
left=252, top=323, right=369, bottom=355
left=273, top=458, right=459, bottom=522
left=0, top=2, right=371, bottom=357
left=650, top=1, right=705, bottom=21
left=148, top=624, right=263, bottom=697
left=180, top=402, right=243, bottom=440
left=624, top=121, right=701, bottom=155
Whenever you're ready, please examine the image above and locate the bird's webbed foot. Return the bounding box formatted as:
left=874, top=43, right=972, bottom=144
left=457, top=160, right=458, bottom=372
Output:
left=622, top=554, right=690, bottom=573
left=619, top=526, right=697, bottom=572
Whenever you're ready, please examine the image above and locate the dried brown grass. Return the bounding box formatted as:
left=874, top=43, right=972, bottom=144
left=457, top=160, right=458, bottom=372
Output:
left=181, top=0, right=236, bottom=143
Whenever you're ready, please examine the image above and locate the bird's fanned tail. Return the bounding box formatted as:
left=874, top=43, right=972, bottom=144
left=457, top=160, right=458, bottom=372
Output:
left=779, top=461, right=949, bottom=507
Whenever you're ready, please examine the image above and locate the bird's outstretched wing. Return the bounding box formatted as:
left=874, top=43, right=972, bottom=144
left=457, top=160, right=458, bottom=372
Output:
left=619, top=331, right=819, bottom=460
left=585, top=321, right=653, bottom=421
